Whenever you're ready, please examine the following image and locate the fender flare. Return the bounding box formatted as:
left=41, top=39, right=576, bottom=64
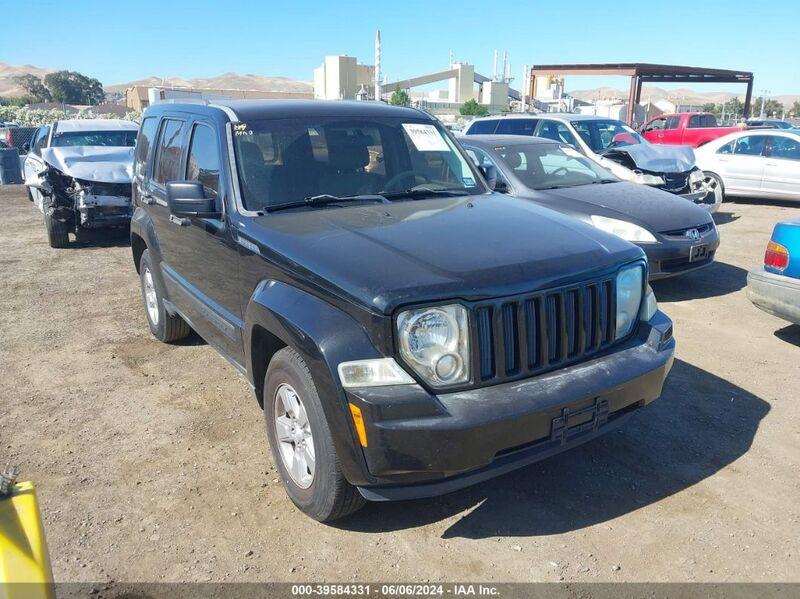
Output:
left=245, top=280, right=383, bottom=486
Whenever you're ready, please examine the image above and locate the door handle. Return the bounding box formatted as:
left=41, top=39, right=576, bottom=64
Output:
left=169, top=214, right=190, bottom=227
left=765, top=162, right=778, bottom=167
left=658, top=133, right=664, bottom=138
left=140, top=194, right=156, bottom=206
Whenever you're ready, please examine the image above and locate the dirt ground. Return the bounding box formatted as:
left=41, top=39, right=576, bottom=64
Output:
left=1, top=183, right=798, bottom=584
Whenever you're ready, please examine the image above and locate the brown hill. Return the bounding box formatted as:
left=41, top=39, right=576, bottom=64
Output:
left=0, top=63, right=57, bottom=96
left=105, top=72, right=313, bottom=94
left=570, top=84, right=800, bottom=108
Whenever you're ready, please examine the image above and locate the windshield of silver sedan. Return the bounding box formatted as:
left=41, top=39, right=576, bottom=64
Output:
left=494, top=143, right=617, bottom=190
left=233, top=117, right=484, bottom=211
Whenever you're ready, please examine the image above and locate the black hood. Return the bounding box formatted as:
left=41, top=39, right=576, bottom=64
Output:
left=524, top=182, right=713, bottom=233
left=249, top=194, right=643, bottom=314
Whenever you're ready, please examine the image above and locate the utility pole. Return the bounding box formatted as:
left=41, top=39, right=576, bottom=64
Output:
left=759, top=89, right=770, bottom=118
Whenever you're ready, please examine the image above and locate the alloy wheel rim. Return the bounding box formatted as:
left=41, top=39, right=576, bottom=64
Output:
left=274, top=383, right=315, bottom=489
left=143, top=267, right=159, bottom=326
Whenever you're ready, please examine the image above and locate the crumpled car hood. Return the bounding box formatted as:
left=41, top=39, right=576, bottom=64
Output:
left=41, top=146, right=134, bottom=183
left=605, top=143, right=696, bottom=173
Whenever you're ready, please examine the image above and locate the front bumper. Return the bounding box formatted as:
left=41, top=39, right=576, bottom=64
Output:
left=747, top=268, right=800, bottom=325
left=348, top=313, right=674, bottom=501
left=644, top=231, right=721, bottom=280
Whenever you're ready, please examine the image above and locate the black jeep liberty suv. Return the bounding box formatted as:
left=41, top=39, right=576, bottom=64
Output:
left=130, top=100, right=675, bottom=521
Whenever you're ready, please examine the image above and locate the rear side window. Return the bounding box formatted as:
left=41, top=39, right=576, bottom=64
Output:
left=134, top=117, right=158, bottom=179
left=154, top=119, right=185, bottom=185
left=769, top=136, right=800, bottom=160
left=496, top=119, right=538, bottom=135
left=185, top=124, right=221, bottom=195
left=468, top=120, right=499, bottom=134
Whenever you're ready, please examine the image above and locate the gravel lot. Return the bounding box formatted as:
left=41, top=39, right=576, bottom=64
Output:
left=1, top=183, right=798, bottom=584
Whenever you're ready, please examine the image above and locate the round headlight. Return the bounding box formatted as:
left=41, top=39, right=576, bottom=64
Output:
left=401, top=309, right=459, bottom=362
left=397, top=305, right=470, bottom=387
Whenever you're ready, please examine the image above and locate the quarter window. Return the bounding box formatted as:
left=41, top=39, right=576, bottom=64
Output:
left=717, top=141, right=734, bottom=155
left=186, top=124, right=221, bottom=195
left=154, top=119, right=185, bottom=185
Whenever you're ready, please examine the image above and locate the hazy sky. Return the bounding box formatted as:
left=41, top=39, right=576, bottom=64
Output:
left=5, top=0, right=798, bottom=95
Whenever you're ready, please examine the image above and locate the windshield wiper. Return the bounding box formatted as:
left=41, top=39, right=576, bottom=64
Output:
left=264, top=194, right=389, bottom=213
left=590, top=179, right=619, bottom=184
left=379, top=187, right=469, bottom=200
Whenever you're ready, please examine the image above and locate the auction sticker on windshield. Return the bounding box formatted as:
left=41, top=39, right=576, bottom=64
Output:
left=403, top=124, right=449, bottom=152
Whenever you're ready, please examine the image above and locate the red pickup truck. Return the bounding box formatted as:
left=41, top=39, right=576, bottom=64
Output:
left=640, top=113, right=743, bottom=147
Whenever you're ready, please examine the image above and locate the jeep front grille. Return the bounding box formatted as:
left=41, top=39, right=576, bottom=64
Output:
left=472, top=277, right=617, bottom=385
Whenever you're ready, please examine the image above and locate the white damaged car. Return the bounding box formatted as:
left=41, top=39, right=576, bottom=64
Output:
left=23, top=119, right=138, bottom=247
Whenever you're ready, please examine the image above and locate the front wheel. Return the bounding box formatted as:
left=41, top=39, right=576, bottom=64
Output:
left=264, top=348, right=365, bottom=522
left=703, top=172, right=724, bottom=213
left=44, top=212, right=69, bottom=248
left=138, top=249, right=191, bottom=343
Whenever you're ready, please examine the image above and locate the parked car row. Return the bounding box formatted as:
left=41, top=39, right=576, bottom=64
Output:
left=16, top=100, right=796, bottom=524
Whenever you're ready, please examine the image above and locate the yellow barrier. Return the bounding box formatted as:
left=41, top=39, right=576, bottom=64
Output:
left=0, top=481, right=54, bottom=599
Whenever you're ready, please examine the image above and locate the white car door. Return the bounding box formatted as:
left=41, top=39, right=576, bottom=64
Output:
left=722, top=134, right=769, bottom=196
left=23, top=126, right=50, bottom=211
left=762, top=134, right=800, bottom=201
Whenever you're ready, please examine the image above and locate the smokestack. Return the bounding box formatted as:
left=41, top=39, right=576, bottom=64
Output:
left=374, top=29, right=382, bottom=101
left=502, top=51, right=508, bottom=82
left=493, top=49, right=498, bottom=81
left=449, top=49, right=454, bottom=69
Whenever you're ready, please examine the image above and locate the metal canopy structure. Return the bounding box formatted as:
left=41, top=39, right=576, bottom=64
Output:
left=530, top=63, right=754, bottom=125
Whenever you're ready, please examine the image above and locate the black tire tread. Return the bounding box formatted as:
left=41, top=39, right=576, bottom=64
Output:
left=45, top=213, right=69, bottom=248
left=268, top=347, right=365, bottom=521
left=139, top=250, right=191, bottom=343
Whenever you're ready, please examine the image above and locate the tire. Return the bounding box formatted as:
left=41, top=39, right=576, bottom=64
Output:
left=264, top=347, right=365, bottom=522
left=44, top=212, right=69, bottom=248
left=138, top=249, right=191, bottom=343
left=703, top=172, right=725, bottom=213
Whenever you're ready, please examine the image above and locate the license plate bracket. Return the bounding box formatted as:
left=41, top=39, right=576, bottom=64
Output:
left=690, top=244, right=709, bottom=262
left=550, top=398, right=609, bottom=446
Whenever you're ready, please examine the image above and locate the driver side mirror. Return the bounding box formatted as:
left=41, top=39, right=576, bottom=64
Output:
left=479, top=164, right=498, bottom=191
left=166, top=181, right=220, bottom=218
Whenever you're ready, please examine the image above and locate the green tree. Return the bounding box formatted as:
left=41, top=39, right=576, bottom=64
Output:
left=790, top=101, right=800, bottom=117
left=702, top=102, right=716, bottom=114
left=11, top=74, right=52, bottom=102
left=43, top=70, right=105, bottom=105
left=751, top=97, right=785, bottom=118
left=389, top=86, right=411, bottom=107
left=459, top=99, right=489, bottom=117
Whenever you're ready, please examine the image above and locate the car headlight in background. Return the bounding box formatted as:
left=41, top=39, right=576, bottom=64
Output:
left=616, top=265, right=644, bottom=339
left=640, top=285, right=658, bottom=321
left=633, top=172, right=666, bottom=186
left=591, top=215, right=657, bottom=243
left=397, top=304, right=470, bottom=387
left=338, top=358, right=415, bottom=388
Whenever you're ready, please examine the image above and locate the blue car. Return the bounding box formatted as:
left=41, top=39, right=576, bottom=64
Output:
left=747, top=219, right=800, bottom=325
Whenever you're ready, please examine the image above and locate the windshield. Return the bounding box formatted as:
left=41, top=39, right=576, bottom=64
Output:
left=51, top=130, right=138, bottom=147
left=494, top=143, right=616, bottom=190
left=233, top=116, right=484, bottom=211
left=571, top=119, right=647, bottom=154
